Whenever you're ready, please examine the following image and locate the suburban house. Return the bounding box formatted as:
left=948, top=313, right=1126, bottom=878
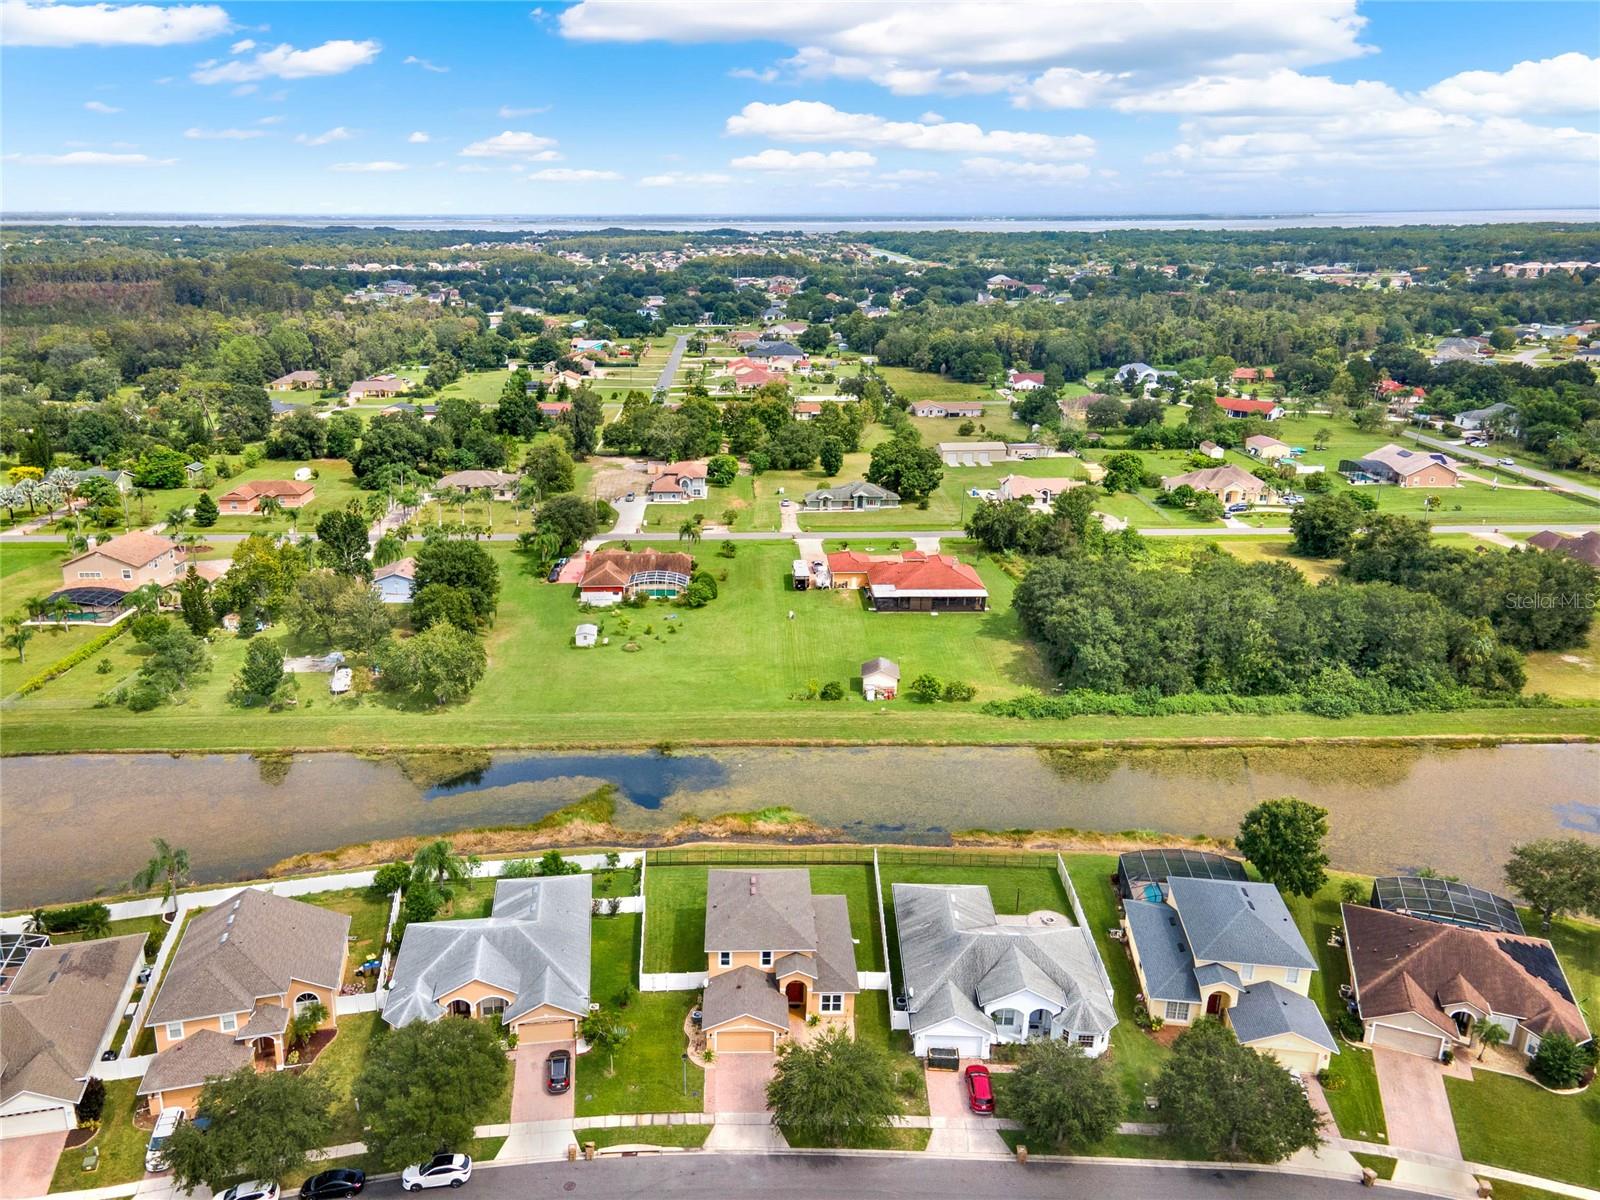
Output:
left=348, top=374, right=411, bottom=401
left=1432, top=337, right=1493, bottom=365
left=73, top=467, right=133, bottom=494
left=269, top=370, right=323, bottom=392
left=1527, top=529, right=1600, bottom=568
left=910, top=401, right=986, bottom=419
left=1245, top=435, right=1291, bottom=461
left=1159, top=465, right=1266, bottom=506
left=746, top=340, right=805, bottom=362
left=61, top=531, right=182, bottom=592
left=372, top=557, right=417, bottom=603
left=802, top=481, right=900, bottom=512
left=1198, top=440, right=1225, bottom=460
left=1342, top=903, right=1590, bottom=1062
left=700, top=869, right=860, bottom=1054
left=861, top=656, right=899, bottom=700
left=792, top=401, right=822, bottom=421
left=1114, top=362, right=1164, bottom=387
left=138, top=891, right=348, bottom=1115
left=894, top=883, right=1116, bottom=1060
left=383, top=875, right=590, bottom=1046
left=1232, top=367, right=1275, bottom=384
left=434, top=469, right=519, bottom=500
left=217, top=480, right=316, bottom=514
left=0, top=934, right=145, bottom=1138
left=1008, top=370, right=1045, bottom=391
left=646, top=460, right=708, bottom=503
left=1123, top=877, right=1336, bottom=1074
left=726, top=362, right=786, bottom=390
left=826, top=550, right=988, bottom=612
left=1339, top=444, right=1461, bottom=488
left=997, top=475, right=1079, bottom=510
left=1216, top=397, right=1284, bottom=420
left=538, top=399, right=575, bottom=418
left=579, top=550, right=694, bottom=605
left=938, top=441, right=1009, bottom=467
left=1455, top=402, right=1519, bottom=433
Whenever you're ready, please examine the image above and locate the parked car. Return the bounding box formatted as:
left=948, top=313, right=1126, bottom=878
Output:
left=780, top=498, right=792, bottom=508
left=624, top=492, right=636, bottom=502
left=1498, top=458, right=1517, bottom=467
left=546, top=1047, right=572, bottom=1094
left=964, top=1064, right=995, bottom=1115
left=401, top=1154, right=473, bottom=1192
left=1224, top=502, right=1251, bottom=515
left=145, top=1107, right=185, bottom=1172
left=300, top=1169, right=365, bottom=1200
left=217, top=1182, right=278, bottom=1200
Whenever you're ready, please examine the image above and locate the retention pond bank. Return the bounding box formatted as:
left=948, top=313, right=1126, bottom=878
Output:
left=3, top=743, right=1596, bottom=907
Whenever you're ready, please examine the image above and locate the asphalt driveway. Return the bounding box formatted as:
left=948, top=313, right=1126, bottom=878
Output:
left=1371, top=1046, right=1462, bottom=1159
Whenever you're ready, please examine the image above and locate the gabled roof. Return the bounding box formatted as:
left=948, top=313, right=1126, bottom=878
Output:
left=580, top=549, right=693, bottom=589
left=1167, top=878, right=1316, bottom=971
left=373, top=557, right=416, bottom=583
left=1123, top=898, right=1202, bottom=1003
left=147, top=890, right=350, bottom=1025
left=700, top=966, right=788, bottom=1031
left=861, top=656, right=899, bottom=679
left=1, top=935, right=144, bottom=1107
left=137, top=1028, right=251, bottom=1096
left=1228, top=981, right=1337, bottom=1054
left=705, top=870, right=816, bottom=953
left=64, top=531, right=176, bottom=570
left=894, top=883, right=1115, bottom=1040
left=1160, top=465, right=1264, bottom=494
left=805, top=480, right=898, bottom=503
left=383, top=875, right=591, bottom=1027
left=435, top=470, right=519, bottom=491
left=218, top=480, right=315, bottom=502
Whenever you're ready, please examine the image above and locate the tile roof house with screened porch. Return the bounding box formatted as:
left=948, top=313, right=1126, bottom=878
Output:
left=1122, top=877, right=1336, bottom=1075
left=894, top=883, right=1116, bottom=1061
left=383, top=875, right=590, bottom=1047
left=138, top=890, right=348, bottom=1116
left=699, top=869, right=859, bottom=1054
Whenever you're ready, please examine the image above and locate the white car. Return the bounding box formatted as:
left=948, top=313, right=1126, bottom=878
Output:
left=1498, top=458, right=1516, bottom=467
left=145, top=1107, right=185, bottom=1172
left=401, top=1154, right=473, bottom=1192
left=216, top=1182, right=278, bottom=1200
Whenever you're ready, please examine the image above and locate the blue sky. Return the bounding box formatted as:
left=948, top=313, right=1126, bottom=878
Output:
left=2, top=1, right=1597, bottom=216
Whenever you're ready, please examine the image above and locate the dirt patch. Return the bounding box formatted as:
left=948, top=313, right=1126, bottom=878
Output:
left=587, top=460, right=649, bottom=502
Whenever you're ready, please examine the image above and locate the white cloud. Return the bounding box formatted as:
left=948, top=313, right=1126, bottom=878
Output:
left=730, top=148, right=878, bottom=170
left=918, top=111, right=944, bottom=124
left=728, top=66, right=777, bottom=83
left=1011, top=67, right=1123, bottom=110
left=257, top=115, right=285, bottom=125
left=230, top=83, right=256, bottom=96
left=83, top=100, right=121, bottom=113
left=3, top=150, right=175, bottom=166
left=329, top=160, right=407, bottom=172
left=726, top=100, right=1093, bottom=158
left=191, top=39, right=381, bottom=84
left=184, top=127, right=265, bottom=140
left=230, top=38, right=255, bottom=53
left=962, top=156, right=1091, bottom=182
left=460, top=130, right=559, bottom=158
left=1114, top=68, right=1400, bottom=115
left=639, top=171, right=734, bottom=186
left=529, top=167, right=622, bottom=181
left=1421, top=53, right=1600, bottom=116
left=403, top=54, right=449, bottom=73
left=408, top=131, right=431, bottom=144
left=1, top=1, right=229, bottom=47
left=498, top=104, right=550, bottom=118
left=296, top=126, right=355, bottom=146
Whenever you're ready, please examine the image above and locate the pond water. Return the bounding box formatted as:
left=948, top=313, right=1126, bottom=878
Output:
left=2, top=743, right=1595, bottom=907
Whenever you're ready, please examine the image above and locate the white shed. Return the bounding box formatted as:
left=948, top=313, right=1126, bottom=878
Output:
left=575, top=623, right=599, bottom=648
left=862, top=656, right=900, bottom=701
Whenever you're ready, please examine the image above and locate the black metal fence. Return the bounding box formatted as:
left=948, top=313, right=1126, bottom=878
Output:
left=646, top=846, right=1057, bottom=871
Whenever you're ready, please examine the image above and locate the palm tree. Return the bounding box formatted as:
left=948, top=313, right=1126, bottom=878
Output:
left=411, top=839, right=473, bottom=897
left=1476, top=1021, right=1510, bottom=1061
left=24, top=908, right=47, bottom=934
left=677, top=519, right=702, bottom=546
left=258, top=495, right=285, bottom=520
left=131, top=486, right=149, bottom=524
left=3, top=617, right=35, bottom=663
left=131, top=838, right=191, bottom=921
left=126, top=583, right=163, bottom=615
left=164, top=504, right=189, bottom=532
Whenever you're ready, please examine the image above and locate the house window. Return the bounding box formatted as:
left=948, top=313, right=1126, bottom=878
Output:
left=1283, top=968, right=1301, bottom=986
left=121, top=569, right=133, bottom=580
left=1076, top=1034, right=1096, bottom=1048
left=718, top=952, right=731, bottom=968
left=164, top=1022, right=184, bottom=1041
left=991, top=1008, right=1022, bottom=1034
left=479, top=997, right=507, bottom=1019
left=293, top=991, right=321, bottom=1017
left=760, top=951, right=773, bottom=967
left=219, top=1014, right=237, bottom=1034
left=1239, top=964, right=1254, bottom=982
left=819, top=994, right=843, bottom=1014
left=1164, top=1001, right=1190, bottom=1022
left=78, top=571, right=101, bottom=579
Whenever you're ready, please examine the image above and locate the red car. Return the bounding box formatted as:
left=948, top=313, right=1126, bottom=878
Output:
left=964, top=1064, right=994, bottom=1114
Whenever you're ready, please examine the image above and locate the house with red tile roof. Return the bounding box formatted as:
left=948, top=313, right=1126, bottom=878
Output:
left=646, top=460, right=709, bottom=503
left=825, top=550, right=988, bottom=612
left=1216, top=396, right=1283, bottom=420
left=217, top=479, right=316, bottom=514
left=1231, top=367, right=1275, bottom=383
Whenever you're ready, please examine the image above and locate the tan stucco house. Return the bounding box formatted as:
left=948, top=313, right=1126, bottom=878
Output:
left=1123, top=877, right=1336, bottom=1075
left=61, top=531, right=182, bottom=592
left=383, top=875, right=590, bottom=1045
left=1159, top=465, right=1266, bottom=507
left=216, top=480, right=316, bottom=514
left=138, top=891, right=348, bottom=1115
left=700, top=870, right=860, bottom=1054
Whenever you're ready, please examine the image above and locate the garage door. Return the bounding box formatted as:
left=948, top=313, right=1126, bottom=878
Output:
left=1369, top=1023, right=1444, bottom=1059
left=515, top=1019, right=575, bottom=1043
left=0, top=1106, right=72, bottom=1139
left=1264, top=1046, right=1323, bottom=1075
left=714, top=1029, right=777, bottom=1053
left=915, top=1034, right=987, bottom=1059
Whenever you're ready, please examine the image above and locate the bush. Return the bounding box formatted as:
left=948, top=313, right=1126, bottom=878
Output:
left=76, top=1078, right=107, bottom=1125
left=1529, top=1032, right=1587, bottom=1088
left=16, top=622, right=129, bottom=696
left=368, top=862, right=411, bottom=900
left=941, top=679, right=976, bottom=702
left=37, top=902, right=112, bottom=934
left=499, top=859, right=537, bottom=879
left=907, top=673, right=944, bottom=703
left=1335, top=1010, right=1364, bottom=1041
left=535, top=850, right=581, bottom=876
left=819, top=680, right=845, bottom=701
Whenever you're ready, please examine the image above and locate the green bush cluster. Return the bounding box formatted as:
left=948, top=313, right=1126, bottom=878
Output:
left=982, top=684, right=1554, bottom=721
left=35, top=901, right=112, bottom=933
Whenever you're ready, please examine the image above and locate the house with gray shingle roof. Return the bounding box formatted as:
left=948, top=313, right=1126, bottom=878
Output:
left=139, top=890, right=349, bottom=1115
left=700, top=869, right=859, bottom=1053
left=893, top=883, right=1115, bottom=1060
left=1123, top=877, right=1335, bottom=1075
left=383, top=875, right=590, bottom=1046
left=802, top=480, right=900, bottom=512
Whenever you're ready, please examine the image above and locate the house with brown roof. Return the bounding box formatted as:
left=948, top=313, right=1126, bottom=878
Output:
left=1527, top=529, right=1600, bottom=569
left=269, top=370, right=323, bottom=392
left=825, top=550, right=988, bottom=612
left=434, top=469, right=519, bottom=500
left=578, top=550, right=694, bottom=606
left=0, top=935, right=145, bottom=1138
left=61, top=531, right=182, bottom=592
left=217, top=480, right=316, bottom=514
left=645, top=460, right=708, bottom=503
left=1339, top=444, right=1460, bottom=489
left=1342, top=903, right=1591, bottom=1062
left=700, top=869, right=860, bottom=1054
left=1160, top=465, right=1266, bottom=507
left=997, top=475, right=1079, bottom=511
left=348, top=374, right=411, bottom=401
left=1245, top=434, right=1291, bottom=462
left=138, top=891, right=348, bottom=1116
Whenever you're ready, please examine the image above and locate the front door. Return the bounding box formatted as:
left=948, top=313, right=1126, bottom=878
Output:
left=785, top=980, right=805, bottom=1009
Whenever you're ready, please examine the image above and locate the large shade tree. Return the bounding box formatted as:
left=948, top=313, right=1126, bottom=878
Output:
left=765, top=1027, right=903, bottom=1147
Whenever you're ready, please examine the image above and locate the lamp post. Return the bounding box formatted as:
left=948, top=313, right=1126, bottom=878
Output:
left=681, top=1052, right=688, bottom=1095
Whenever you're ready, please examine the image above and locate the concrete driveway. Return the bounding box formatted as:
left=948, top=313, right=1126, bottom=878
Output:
left=1371, top=1047, right=1462, bottom=1159
left=1, top=1130, right=66, bottom=1198
left=707, top=1052, right=774, bottom=1114
left=924, top=1063, right=1010, bottom=1157
left=511, top=1041, right=576, bottom=1123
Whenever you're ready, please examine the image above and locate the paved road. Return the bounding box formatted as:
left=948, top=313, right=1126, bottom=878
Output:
left=655, top=333, right=690, bottom=394
left=414, top=1152, right=1436, bottom=1200
left=1401, top=429, right=1600, bottom=501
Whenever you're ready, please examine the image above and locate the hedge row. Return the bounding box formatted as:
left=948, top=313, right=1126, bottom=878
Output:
left=14, top=620, right=130, bottom=697
left=980, top=682, right=1556, bottom=721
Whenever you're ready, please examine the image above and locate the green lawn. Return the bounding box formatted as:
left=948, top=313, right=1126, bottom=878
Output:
left=1351, top=1152, right=1396, bottom=1180
left=637, top=475, right=763, bottom=532
left=856, top=989, right=929, bottom=1116
left=878, top=367, right=995, bottom=406
left=1445, top=1070, right=1600, bottom=1186
left=997, top=1125, right=1198, bottom=1160
left=577, top=914, right=705, bottom=1116
left=576, top=1125, right=711, bottom=1149
left=48, top=1079, right=145, bottom=1193
left=643, top=859, right=884, bottom=974
left=309, top=1012, right=382, bottom=1142
left=302, top=889, right=390, bottom=987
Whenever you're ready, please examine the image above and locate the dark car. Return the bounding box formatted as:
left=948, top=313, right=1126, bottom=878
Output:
left=300, top=1169, right=365, bottom=1200
left=546, top=1048, right=572, bottom=1094
left=964, top=1064, right=994, bottom=1115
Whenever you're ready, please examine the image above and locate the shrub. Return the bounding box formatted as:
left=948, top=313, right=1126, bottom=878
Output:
left=906, top=673, right=944, bottom=703
left=499, top=859, right=538, bottom=879
left=368, top=862, right=411, bottom=899
left=1530, top=1032, right=1586, bottom=1088
left=76, top=1078, right=107, bottom=1125
left=941, top=679, right=976, bottom=702
left=535, top=849, right=581, bottom=876
left=37, top=902, right=112, bottom=934
left=819, top=680, right=845, bottom=701
left=16, top=622, right=129, bottom=696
